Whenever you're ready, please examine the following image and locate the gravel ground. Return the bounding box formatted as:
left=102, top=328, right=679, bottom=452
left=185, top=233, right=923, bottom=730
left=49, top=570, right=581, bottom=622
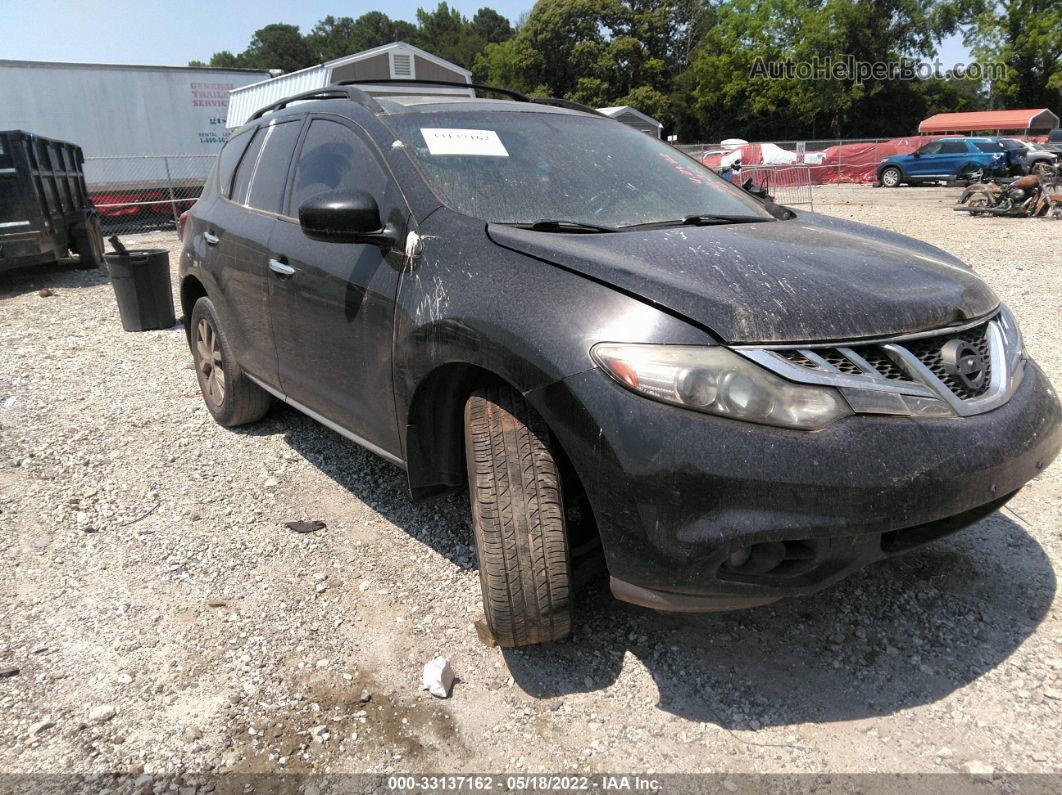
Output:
left=2, top=184, right=1061, bottom=780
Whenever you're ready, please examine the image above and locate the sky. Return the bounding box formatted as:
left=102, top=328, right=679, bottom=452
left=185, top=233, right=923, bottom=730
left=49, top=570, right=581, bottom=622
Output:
left=4, top=0, right=970, bottom=69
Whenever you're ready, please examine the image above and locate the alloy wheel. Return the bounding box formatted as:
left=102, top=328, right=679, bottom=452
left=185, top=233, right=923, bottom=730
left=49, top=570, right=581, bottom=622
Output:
left=195, top=318, right=226, bottom=406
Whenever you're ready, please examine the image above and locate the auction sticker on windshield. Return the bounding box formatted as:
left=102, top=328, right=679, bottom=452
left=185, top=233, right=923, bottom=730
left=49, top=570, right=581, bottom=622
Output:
left=421, top=128, right=509, bottom=157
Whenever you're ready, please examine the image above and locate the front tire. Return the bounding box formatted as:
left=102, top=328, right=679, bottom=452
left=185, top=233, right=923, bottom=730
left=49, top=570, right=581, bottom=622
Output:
left=464, top=383, right=572, bottom=647
left=189, top=297, right=271, bottom=427
left=880, top=167, right=902, bottom=187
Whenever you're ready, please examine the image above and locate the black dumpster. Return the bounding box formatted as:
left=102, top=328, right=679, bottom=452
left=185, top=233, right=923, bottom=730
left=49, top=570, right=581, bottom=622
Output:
left=0, top=130, right=105, bottom=273
left=105, top=249, right=176, bottom=331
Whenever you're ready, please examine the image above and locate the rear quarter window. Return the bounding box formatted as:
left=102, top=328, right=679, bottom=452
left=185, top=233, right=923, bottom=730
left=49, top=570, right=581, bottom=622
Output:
left=217, top=129, right=252, bottom=198
left=974, top=142, right=1004, bottom=153
left=230, top=128, right=265, bottom=205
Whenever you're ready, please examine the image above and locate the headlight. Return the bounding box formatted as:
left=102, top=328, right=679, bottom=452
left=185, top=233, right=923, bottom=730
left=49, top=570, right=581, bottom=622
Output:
left=591, top=343, right=852, bottom=430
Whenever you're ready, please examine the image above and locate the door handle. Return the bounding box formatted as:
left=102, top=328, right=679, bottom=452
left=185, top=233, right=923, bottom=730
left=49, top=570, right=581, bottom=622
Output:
left=203, top=231, right=219, bottom=245
left=269, top=258, right=295, bottom=277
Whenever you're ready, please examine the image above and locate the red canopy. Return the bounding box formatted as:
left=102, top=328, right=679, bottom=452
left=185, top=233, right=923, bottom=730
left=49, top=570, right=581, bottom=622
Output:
left=918, top=109, right=1058, bottom=133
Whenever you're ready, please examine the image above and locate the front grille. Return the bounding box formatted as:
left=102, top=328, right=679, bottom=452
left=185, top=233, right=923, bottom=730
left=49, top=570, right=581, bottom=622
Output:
left=740, top=309, right=1023, bottom=418
left=904, top=325, right=992, bottom=399
left=851, top=346, right=910, bottom=381
left=774, top=321, right=993, bottom=401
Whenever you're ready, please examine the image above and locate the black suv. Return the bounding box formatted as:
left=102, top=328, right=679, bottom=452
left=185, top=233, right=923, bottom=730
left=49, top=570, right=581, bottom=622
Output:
left=179, top=82, right=1060, bottom=647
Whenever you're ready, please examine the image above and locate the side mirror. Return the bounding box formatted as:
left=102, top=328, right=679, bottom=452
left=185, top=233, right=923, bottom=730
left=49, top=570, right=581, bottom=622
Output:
left=912, top=152, right=922, bottom=158
left=298, top=189, right=396, bottom=247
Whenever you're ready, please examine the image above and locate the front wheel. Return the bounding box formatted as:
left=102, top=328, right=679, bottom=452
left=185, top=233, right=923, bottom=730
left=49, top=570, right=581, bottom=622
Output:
left=880, top=167, right=902, bottom=187
left=189, top=297, right=271, bottom=427
left=464, top=383, right=573, bottom=647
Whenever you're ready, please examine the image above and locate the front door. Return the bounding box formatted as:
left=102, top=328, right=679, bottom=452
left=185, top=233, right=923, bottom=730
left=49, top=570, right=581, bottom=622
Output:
left=267, top=116, right=406, bottom=458
left=907, top=141, right=943, bottom=177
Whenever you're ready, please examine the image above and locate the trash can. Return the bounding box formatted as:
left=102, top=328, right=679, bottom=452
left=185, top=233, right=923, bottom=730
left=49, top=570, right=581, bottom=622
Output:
left=105, top=249, right=176, bottom=331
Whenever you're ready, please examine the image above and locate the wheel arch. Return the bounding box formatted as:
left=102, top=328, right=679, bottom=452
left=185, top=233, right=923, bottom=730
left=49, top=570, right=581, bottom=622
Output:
left=402, top=362, right=590, bottom=510
left=879, top=163, right=904, bottom=184
left=180, top=274, right=208, bottom=338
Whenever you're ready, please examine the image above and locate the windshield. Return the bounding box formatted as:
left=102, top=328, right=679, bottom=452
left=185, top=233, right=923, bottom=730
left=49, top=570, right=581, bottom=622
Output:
left=387, top=110, right=774, bottom=227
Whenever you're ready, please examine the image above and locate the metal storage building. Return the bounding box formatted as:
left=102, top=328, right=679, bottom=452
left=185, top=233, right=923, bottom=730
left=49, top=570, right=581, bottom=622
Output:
left=228, top=42, right=473, bottom=128
left=597, top=106, right=663, bottom=138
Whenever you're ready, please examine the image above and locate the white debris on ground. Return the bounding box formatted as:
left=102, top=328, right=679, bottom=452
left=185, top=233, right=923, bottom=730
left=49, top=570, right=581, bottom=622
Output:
left=422, top=657, right=456, bottom=699
left=1, top=188, right=1061, bottom=777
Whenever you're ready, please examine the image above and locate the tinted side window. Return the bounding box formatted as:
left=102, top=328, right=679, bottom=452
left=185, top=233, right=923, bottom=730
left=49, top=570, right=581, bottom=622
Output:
left=918, top=142, right=942, bottom=155
left=230, top=128, right=264, bottom=205
left=246, top=121, right=302, bottom=214
left=288, top=120, right=389, bottom=215
left=975, top=141, right=1004, bottom=153
left=938, top=141, right=968, bottom=154
left=217, top=129, right=252, bottom=197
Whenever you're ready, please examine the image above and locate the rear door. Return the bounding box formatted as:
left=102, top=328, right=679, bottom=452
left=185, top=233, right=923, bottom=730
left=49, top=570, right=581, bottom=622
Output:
left=211, top=119, right=302, bottom=386
left=935, top=140, right=972, bottom=176
left=267, top=115, right=407, bottom=458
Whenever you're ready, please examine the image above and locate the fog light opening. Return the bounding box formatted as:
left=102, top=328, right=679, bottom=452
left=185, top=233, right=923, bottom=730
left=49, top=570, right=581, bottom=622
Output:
left=722, top=541, right=788, bottom=575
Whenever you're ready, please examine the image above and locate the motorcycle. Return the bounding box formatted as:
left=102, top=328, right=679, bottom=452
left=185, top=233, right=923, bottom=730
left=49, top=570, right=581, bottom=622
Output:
left=954, top=173, right=1062, bottom=218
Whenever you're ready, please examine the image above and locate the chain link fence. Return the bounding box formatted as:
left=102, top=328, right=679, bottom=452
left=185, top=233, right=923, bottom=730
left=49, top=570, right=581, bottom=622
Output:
left=84, top=155, right=214, bottom=237
left=676, top=138, right=906, bottom=186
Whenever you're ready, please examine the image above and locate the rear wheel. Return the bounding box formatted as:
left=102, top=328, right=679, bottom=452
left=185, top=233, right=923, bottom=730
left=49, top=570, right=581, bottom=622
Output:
left=72, top=213, right=104, bottom=269
left=965, top=196, right=991, bottom=216
left=464, top=383, right=572, bottom=647
left=189, top=297, right=271, bottom=427
left=880, top=167, right=902, bottom=187
left=958, top=164, right=984, bottom=183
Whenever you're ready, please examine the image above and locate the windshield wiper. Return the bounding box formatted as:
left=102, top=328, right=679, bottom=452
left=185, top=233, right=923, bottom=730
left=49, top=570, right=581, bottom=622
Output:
left=621, top=214, right=772, bottom=229
left=505, top=219, right=619, bottom=233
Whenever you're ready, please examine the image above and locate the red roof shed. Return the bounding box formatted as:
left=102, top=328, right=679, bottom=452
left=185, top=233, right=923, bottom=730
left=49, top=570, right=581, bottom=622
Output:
left=918, top=109, right=1059, bottom=134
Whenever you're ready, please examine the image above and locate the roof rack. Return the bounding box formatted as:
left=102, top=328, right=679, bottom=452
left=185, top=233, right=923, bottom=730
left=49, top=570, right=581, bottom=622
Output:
left=337, top=78, right=529, bottom=102
left=249, top=85, right=384, bottom=121
left=528, top=97, right=607, bottom=117
left=338, top=79, right=608, bottom=117
left=248, top=78, right=609, bottom=122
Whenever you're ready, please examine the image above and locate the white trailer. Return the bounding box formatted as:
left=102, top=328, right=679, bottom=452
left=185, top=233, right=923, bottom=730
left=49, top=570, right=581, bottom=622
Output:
left=228, top=42, right=473, bottom=129
left=0, top=59, right=269, bottom=231
left=0, top=59, right=270, bottom=157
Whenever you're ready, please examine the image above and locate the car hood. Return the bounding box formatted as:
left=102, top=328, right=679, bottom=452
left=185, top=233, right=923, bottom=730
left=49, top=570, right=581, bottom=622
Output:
left=487, top=211, right=999, bottom=344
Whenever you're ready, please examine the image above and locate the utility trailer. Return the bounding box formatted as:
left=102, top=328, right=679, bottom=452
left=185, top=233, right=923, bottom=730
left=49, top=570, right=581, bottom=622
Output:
left=0, top=130, right=105, bottom=273
left=0, top=60, right=269, bottom=232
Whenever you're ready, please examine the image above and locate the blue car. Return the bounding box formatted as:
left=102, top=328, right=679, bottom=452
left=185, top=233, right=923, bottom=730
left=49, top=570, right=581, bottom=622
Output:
left=877, top=137, right=1010, bottom=187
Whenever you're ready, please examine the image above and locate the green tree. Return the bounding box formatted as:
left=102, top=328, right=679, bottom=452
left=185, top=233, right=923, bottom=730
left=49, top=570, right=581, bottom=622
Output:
left=306, top=15, right=358, bottom=62
left=953, top=0, right=1062, bottom=109
left=207, top=51, right=243, bottom=69
left=683, top=0, right=960, bottom=140
left=347, top=11, right=419, bottom=52
left=471, top=8, right=515, bottom=43
left=240, top=23, right=314, bottom=72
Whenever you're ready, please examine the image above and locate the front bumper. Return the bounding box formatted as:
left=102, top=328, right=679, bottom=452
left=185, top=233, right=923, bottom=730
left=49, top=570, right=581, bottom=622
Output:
left=530, top=360, right=1061, bottom=611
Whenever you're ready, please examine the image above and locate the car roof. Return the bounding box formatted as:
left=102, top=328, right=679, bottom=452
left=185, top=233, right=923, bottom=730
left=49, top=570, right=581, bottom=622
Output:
left=374, top=95, right=584, bottom=116
left=243, top=92, right=591, bottom=131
